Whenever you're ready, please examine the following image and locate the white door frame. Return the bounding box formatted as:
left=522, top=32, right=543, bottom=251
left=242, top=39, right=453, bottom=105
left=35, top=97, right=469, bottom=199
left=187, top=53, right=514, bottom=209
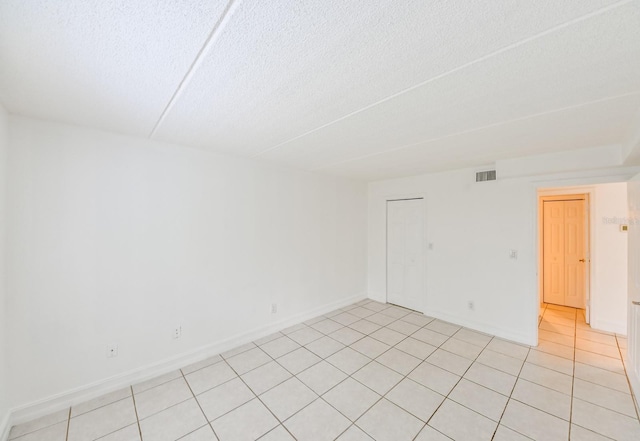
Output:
left=385, top=195, right=427, bottom=313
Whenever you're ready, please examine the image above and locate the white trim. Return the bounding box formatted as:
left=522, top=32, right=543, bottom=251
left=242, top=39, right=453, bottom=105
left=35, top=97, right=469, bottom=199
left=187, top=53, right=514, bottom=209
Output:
left=0, top=412, right=11, bottom=441
left=590, top=319, right=627, bottom=336
left=422, top=307, right=537, bottom=346
left=6, top=293, right=366, bottom=429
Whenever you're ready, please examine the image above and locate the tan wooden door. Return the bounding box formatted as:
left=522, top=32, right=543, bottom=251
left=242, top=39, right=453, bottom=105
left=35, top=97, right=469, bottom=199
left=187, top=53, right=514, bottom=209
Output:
left=543, top=199, right=586, bottom=308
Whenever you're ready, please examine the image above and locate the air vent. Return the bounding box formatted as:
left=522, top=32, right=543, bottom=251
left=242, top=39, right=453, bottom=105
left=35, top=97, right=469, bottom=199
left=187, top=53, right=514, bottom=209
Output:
left=475, top=170, right=497, bottom=182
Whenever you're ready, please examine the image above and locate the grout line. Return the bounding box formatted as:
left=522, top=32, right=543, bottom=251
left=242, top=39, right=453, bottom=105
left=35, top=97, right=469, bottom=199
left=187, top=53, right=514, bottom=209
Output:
left=148, top=0, right=241, bottom=138
left=252, top=0, right=634, bottom=159
left=130, top=386, right=144, bottom=441
left=180, top=367, right=221, bottom=440
left=64, top=408, right=71, bottom=441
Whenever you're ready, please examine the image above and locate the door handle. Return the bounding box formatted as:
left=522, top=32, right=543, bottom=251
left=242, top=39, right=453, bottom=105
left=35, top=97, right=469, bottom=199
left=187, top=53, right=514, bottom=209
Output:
left=633, top=301, right=640, bottom=306
left=579, top=259, right=585, bottom=262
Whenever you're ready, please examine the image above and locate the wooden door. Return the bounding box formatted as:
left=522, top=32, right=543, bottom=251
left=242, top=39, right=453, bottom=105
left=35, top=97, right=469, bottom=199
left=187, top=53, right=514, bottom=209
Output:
left=543, top=199, right=586, bottom=308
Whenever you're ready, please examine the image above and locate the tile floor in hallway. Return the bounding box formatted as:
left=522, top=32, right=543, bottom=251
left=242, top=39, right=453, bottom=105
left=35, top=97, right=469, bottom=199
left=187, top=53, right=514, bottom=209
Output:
left=8, top=300, right=640, bottom=441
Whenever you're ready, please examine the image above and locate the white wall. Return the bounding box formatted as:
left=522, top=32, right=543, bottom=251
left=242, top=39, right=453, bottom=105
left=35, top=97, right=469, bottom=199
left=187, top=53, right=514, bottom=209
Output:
left=0, top=105, right=9, bottom=437
left=6, top=117, right=367, bottom=415
left=369, top=169, right=539, bottom=345
left=369, top=168, right=635, bottom=346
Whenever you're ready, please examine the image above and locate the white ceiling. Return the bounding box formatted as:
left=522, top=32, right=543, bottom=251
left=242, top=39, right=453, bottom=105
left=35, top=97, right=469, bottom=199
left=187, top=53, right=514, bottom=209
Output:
left=1, top=0, right=639, bottom=181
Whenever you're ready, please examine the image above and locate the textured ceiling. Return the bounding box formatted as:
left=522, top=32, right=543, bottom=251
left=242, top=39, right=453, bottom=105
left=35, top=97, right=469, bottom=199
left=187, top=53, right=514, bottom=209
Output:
left=1, top=0, right=639, bottom=180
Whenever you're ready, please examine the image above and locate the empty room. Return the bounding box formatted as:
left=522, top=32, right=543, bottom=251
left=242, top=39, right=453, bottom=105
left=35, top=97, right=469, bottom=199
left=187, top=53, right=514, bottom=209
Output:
left=1, top=1, right=640, bottom=440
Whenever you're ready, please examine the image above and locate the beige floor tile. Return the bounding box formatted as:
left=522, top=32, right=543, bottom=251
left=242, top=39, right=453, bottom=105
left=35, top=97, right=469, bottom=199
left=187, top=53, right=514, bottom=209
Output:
left=574, top=362, right=631, bottom=393
left=451, top=328, right=492, bottom=347
left=9, top=409, right=70, bottom=440
left=196, top=377, right=255, bottom=422
left=356, top=399, right=424, bottom=441
left=348, top=320, right=381, bottom=335
left=426, top=348, right=473, bottom=375
left=348, top=307, right=377, bottom=319
left=304, top=335, right=345, bottom=358
left=576, top=338, right=621, bottom=359
left=253, top=332, right=284, bottom=346
left=282, top=323, right=308, bottom=335
left=361, top=302, right=388, bottom=312
left=350, top=336, right=390, bottom=359
left=575, top=349, right=625, bottom=374
left=386, top=378, right=444, bottom=422
left=211, top=399, right=278, bottom=441
left=519, top=362, right=573, bottom=395
left=426, top=320, right=461, bottom=336
left=539, top=320, right=575, bottom=336
left=326, top=347, right=371, bottom=375
left=477, top=349, right=524, bottom=376
left=284, top=399, right=351, bottom=441
left=277, top=347, right=321, bottom=375
left=322, top=378, right=380, bottom=421
left=331, top=312, right=361, bottom=326
left=132, top=371, right=182, bottom=394
left=335, top=425, right=374, bottom=441
left=259, top=378, right=316, bottom=421
left=440, top=338, right=483, bottom=360
left=428, top=399, right=497, bottom=441
left=492, top=425, right=531, bottom=441
left=408, top=362, right=461, bottom=396
left=486, top=339, right=530, bottom=360
left=411, top=328, right=449, bottom=346
left=181, top=355, right=223, bottom=375
left=226, top=347, right=272, bottom=375
left=329, top=327, right=366, bottom=346
left=97, top=423, right=141, bottom=441
left=72, top=388, right=131, bottom=418
left=258, top=425, right=295, bottom=441
left=501, top=399, right=569, bottom=441
left=511, top=379, right=572, bottom=420
left=134, top=377, right=193, bottom=419
left=572, top=398, right=640, bottom=441
left=10, top=422, right=68, bottom=441
left=394, top=337, right=437, bottom=360
left=526, top=349, right=574, bottom=375
left=185, top=362, right=237, bottom=395
left=375, top=347, right=421, bottom=375
left=287, top=327, right=324, bottom=346
left=139, top=399, right=206, bottom=441
left=449, top=378, right=508, bottom=421
left=259, top=336, right=300, bottom=359
left=573, top=378, right=637, bottom=418
left=379, top=306, right=412, bottom=319
left=576, top=329, right=617, bottom=346
left=297, top=361, right=347, bottom=395
left=310, top=319, right=344, bottom=335
left=68, top=397, right=137, bottom=441
left=369, top=327, right=405, bottom=346
left=385, top=319, right=420, bottom=335
left=539, top=329, right=575, bottom=347
left=352, top=361, right=403, bottom=395
left=414, top=425, right=451, bottom=441
left=536, top=339, right=575, bottom=360
left=365, top=313, right=396, bottom=327
left=221, top=342, right=257, bottom=359
left=570, top=424, right=612, bottom=440
left=241, top=361, right=292, bottom=395
left=400, top=313, right=434, bottom=327
left=463, top=362, right=517, bottom=396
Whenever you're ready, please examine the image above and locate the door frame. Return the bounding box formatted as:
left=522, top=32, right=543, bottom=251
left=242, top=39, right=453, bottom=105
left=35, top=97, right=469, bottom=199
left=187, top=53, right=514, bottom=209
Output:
left=385, top=195, right=427, bottom=313
left=538, top=190, right=593, bottom=322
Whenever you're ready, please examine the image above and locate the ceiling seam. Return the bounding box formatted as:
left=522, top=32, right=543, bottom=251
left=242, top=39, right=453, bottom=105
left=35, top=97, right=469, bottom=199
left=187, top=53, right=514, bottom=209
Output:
left=250, top=0, right=634, bottom=158
left=148, top=0, right=242, bottom=139
left=311, top=91, right=640, bottom=171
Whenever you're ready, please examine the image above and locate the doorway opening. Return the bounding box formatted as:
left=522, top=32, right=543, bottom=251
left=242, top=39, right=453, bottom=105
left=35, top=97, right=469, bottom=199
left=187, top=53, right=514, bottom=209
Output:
left=539, top=193, right=591, bottom=324
left=386, top=197, right=425, bottom=313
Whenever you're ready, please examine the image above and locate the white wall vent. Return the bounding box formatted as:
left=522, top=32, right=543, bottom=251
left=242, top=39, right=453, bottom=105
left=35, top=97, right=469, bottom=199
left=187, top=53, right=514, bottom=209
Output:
left=475, top=170, right=497, bottom=182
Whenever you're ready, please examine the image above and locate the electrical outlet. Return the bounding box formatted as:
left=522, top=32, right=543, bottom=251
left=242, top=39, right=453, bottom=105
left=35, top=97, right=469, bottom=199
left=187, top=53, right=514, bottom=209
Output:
left=106, top=344, right=118, bottom=358
left=468, top=301, right=475, bottom=311
left=509, top=249, right=518, bottom=260
left=173, top=326, right=182, bottom=339
left=271, top=303, right=278, bottom=314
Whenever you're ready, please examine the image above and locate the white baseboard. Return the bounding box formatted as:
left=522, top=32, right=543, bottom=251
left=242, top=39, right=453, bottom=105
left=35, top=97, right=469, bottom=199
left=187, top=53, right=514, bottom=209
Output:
left=7, top=293, right=366, bottom=432
left=0, top=412, right=11, bottom=441
left=422, top=307, right=537, bottom=346
left=590, top=318, right=627, bottom=336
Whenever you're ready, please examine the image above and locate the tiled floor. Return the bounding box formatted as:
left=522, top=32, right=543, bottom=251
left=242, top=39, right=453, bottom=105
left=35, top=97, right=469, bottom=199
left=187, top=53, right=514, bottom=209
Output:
left=9, top=300, right=640, bottom=441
